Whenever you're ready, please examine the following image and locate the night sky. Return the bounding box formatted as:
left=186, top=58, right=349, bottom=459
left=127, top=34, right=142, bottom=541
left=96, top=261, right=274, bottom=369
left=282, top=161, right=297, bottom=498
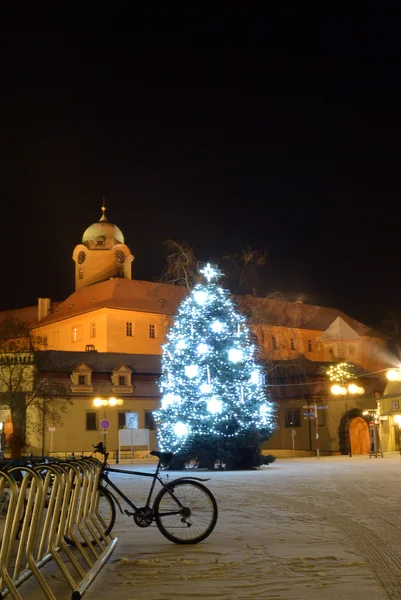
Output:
left=1, top=7, right=400, bottom=328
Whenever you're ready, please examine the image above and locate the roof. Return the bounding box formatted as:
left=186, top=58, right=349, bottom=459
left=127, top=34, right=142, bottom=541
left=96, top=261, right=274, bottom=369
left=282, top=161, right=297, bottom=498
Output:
left=31, top=279, right=188, bottom=327
left=0, top=303, right=63, bottom=328
left=237, top=296, right=386, bottom=339
left=37, top=350, right=162, bottom=374
left=319, top=316, right=361, bottom=341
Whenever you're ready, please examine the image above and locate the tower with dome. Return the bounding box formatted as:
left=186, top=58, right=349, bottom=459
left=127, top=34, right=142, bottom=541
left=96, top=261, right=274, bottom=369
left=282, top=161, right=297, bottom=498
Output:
left=72, top=201, right=134, bottom=291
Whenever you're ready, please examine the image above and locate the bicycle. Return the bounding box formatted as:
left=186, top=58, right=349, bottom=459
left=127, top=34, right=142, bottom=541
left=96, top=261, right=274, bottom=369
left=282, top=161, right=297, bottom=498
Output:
left=68, top=442, right=218, bottom=545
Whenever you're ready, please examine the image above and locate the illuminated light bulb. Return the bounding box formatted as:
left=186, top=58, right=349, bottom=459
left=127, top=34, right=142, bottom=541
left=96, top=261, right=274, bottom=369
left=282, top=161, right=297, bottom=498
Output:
left=93, top=398, right=103, bottom=407
left=161, top=393, right=181, bottom=408
left=387, top=369, right=401, bottom=381
left=185, top=364, right=199, bottom=378
left=117, top=399, right=124, bottom=405
left=176, top=339, right=187, bottom=350
left=197, top=343, right=209, bottom=355
left=228, top=348, right=243, bottom=363
left=357, top=386, right=365, bottom=395
left=207, top=397, right=223, bottom=414
left=200, top=382, right=212, bottom=394
left=173, top=422, right=189, bottom=437
left=250, top=370, right=259, bottom=384
left=194, top=291, right=209, bottom=305
left=347, top=384, right=359, bottom=395
left=211, top=320, right=224, bottom=333
left=260, top=404, right=270, bottom=414
left=108, top=397, right=118, bottom=406
left=331, top=385, right=343, bottom=395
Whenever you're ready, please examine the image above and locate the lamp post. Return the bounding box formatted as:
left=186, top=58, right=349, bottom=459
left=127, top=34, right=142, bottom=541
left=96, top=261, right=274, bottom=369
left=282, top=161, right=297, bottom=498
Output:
left=331, top=383, right=364, bottom=457
left=93, top=397, right=124, bottom=452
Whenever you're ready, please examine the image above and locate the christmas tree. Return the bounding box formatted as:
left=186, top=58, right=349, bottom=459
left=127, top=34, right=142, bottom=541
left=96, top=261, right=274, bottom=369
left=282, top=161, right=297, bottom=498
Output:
left=154, top=263, right=275, bottom=469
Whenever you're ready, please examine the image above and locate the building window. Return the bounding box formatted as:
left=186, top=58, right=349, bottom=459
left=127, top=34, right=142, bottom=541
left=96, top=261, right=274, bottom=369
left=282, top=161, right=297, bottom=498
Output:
left=79, top=268, right=84, bottom=279
left=118, top=412, right=126, bottom=429
left=72, top=326, right=82, bottom=343
left=86, top=412, right=97, bottom=431
left=145, top=411, right=156, bottom=430
left=78, top=375, right=86, bottom=385
left=272, top=336, right=277, bottom=350
left=307, top=340, right=312, bottom=352
left=290, top=338, right=295, bottom=350
left=90, top=322, right=96, bottom=338
left=284, top=409, right=301, bottom=427
left=149, top=324, right=155, bottom=339
left=119, top=375, right=126, bottom=386
left=126, top=322, right=133, bottom=337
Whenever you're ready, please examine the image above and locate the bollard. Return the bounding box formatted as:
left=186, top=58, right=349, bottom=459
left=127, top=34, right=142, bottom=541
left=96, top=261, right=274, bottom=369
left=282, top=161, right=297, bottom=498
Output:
left=115, top=449, right=119, bottom=464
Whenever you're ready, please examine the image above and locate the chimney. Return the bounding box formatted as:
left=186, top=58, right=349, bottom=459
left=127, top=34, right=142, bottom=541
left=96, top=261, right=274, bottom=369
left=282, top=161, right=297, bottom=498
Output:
left=38, top=298, right=51, bottom=322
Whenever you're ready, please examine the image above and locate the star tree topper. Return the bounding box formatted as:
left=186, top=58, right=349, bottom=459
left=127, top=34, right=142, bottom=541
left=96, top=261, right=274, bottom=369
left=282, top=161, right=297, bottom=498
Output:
left=200, top=263, right=222, bottom=283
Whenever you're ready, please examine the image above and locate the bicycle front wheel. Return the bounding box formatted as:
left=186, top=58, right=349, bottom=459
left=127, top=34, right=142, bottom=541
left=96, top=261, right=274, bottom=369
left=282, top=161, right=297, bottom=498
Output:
left=153, top=480, right=218, bottom=544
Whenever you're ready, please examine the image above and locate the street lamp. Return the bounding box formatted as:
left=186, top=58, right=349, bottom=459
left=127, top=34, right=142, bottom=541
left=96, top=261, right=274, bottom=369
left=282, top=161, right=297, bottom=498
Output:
left=331, top=383, right=364, bottom=457
left=93, top=397, right=124, bottom=451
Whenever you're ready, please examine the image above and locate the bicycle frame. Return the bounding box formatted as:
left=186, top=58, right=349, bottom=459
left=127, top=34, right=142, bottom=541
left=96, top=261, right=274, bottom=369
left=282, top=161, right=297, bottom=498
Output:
left=99, top=459, right=210, bottom=517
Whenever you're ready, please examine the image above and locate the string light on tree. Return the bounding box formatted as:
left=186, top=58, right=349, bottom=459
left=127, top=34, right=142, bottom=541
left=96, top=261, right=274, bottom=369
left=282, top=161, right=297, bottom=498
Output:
left=154, top=262, right=275, bottom=468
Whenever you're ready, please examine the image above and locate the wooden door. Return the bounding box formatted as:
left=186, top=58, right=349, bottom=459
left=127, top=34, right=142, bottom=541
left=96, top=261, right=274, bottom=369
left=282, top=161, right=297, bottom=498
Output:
left=349, top=417, right=369, bottom=455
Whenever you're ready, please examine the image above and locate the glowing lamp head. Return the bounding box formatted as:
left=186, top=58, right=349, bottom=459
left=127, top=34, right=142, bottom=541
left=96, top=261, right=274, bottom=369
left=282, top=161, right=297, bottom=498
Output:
left=387, top=369, right=401, bottom=381
left=394, top=415, right=401, bottom=426
left=93, top=398, right=103, bottom=407
left=108, top=397, right=118, bottom=406
left=331, top=384, right=346, bottom=395
left=347, top=384, right=359, bottom=395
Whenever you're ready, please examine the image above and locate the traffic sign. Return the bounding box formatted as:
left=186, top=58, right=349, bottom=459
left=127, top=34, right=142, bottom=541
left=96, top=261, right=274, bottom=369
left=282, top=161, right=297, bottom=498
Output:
left=48, top=427, right=56, bottom=432
left=369, top=421, right=375, bottom=428
left=100, top=419, right=110, bottom=430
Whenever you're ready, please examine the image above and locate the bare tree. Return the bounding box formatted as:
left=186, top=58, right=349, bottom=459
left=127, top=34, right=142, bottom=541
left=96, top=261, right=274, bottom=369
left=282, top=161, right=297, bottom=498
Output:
left=222, top=247, right=268, bottom=294
left=159, top=240, right=200, bottom=291
left=0, top=315, right=71, bottom=458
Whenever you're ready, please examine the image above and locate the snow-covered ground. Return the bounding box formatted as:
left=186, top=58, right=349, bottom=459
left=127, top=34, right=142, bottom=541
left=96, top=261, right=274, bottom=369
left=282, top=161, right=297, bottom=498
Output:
left=79, top=454, right=401, bottom=600
left=10, top=453, right=401, bottom=599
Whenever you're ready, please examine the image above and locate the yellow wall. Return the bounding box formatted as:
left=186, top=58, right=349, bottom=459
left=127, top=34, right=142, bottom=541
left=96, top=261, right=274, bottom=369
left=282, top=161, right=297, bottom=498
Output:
left=34, top=308, right=171, bottom=354
left=256, top=324, right=387, bottom=371
left=27, top=396, right=160, bottom=456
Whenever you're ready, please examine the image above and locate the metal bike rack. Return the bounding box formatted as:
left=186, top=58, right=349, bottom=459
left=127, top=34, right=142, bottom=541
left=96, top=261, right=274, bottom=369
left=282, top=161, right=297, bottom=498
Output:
left=0, top=458, right=118, bottom=600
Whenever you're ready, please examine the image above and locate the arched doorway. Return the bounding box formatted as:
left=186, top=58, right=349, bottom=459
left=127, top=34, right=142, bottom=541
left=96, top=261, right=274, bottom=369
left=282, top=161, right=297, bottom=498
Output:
left=349, top=417, right=369, bottom=455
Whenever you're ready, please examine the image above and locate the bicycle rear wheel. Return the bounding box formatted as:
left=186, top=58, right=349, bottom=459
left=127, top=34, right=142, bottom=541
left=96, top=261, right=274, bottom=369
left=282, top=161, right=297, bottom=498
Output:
left=153, top=480, right=218, bottom=544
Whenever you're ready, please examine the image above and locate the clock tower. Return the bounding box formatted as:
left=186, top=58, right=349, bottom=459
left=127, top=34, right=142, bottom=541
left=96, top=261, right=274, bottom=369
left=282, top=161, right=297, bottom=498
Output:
left=72, top=202, right=134, bottom=291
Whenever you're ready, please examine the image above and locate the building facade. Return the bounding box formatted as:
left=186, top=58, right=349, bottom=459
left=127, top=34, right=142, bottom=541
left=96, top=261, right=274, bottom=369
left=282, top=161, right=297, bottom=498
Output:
left=0, top=205, right=391, bottom=457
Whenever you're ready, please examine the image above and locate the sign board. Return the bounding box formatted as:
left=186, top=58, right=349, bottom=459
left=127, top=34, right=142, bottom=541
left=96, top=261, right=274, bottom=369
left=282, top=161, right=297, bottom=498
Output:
left=48, top=427, right=56, bottom=432
left=369, top=421, right=375, bottom=428
left=100, top=419, right=110, bottom=430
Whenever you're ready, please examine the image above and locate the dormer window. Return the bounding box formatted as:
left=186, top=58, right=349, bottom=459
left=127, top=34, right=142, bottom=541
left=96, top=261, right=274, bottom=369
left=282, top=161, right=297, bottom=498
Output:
left=70, top=362, right=94, bottom=393
left=111, top=365, right=133, bottom=393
